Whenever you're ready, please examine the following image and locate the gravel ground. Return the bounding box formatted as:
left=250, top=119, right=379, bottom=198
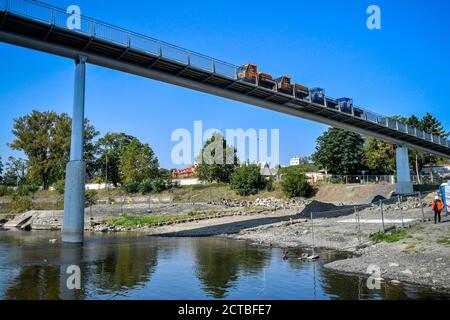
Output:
left=230, top=197, right=450, bottom=291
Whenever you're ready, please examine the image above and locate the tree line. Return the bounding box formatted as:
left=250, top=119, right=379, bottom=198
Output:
left=0, top=110, right=166, bottom=194
left=312, top=113, right=449, bottom=177
left=0, top=110, right=447, bottom=199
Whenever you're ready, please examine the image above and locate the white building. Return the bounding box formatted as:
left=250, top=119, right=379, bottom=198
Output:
left=290, top=157, right=301, bottom=166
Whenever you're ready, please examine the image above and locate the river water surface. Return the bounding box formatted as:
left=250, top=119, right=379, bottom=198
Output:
left=0, top=231, right=448, bottom=300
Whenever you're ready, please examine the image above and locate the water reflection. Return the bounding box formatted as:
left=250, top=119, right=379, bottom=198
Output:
left=193, top=238, right=271, bottom=298
left=0, top=231, right=448, bottom=300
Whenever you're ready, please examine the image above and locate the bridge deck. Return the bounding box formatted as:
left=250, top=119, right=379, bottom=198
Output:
left=0, top=0, right=449, bottom=158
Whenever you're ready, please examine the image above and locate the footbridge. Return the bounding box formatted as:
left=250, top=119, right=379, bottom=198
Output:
left=1, top=0, right=449, bottom=242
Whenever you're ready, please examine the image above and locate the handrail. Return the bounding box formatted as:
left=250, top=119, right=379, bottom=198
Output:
left=1, top=0, right=449, bottom=148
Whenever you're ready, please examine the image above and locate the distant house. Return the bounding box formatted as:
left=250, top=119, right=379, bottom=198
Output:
left=171, top=165, right=198, bottom=179
left=290, top=157, right=301, bottom=166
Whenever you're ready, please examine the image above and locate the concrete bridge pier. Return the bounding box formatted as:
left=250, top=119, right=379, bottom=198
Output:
left=396, top=145, right=414, bottom=195
left=62, top=55, right=87, bottom=244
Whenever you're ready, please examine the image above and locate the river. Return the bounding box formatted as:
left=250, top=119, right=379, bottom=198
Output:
left=0, top=231, right=447, bottom=300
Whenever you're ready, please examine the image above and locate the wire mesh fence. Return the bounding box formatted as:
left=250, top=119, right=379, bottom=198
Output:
left=307, top=191, right=444, bottom=253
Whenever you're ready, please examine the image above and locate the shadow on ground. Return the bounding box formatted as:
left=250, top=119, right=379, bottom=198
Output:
left=153, top=201, right=366, bottom=238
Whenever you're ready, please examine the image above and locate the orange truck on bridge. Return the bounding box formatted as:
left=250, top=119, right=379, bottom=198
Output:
left=237, top=63, right=276, bottom=90
left=238, top=64, right=310, bottom=98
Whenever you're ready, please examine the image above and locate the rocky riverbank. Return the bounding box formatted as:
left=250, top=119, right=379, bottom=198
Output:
left=229, top=198, right=450, bottom=291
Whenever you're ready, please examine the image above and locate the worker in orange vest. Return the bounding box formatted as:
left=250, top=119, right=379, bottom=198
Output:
left=432, top=196, right=444, bottom=224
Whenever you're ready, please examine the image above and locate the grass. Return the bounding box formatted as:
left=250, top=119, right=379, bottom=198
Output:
left=436, top=238, right=450, bottom=245
left=107, top=210, right=221, bottom=228
left=371, top=228, right=410, bottom=243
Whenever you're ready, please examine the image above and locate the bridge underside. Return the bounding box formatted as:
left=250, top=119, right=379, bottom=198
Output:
left=0, top=9, right=449, bottom=159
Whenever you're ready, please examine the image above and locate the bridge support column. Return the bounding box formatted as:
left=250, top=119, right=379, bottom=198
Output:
left=62, top=55, right=87, bottom=244
left=395, top=145, right=414, bottom=195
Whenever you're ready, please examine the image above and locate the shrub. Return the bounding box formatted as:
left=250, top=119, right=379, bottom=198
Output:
left=122, top=181, right=140, bottom=194
left=265, top=178, right=275, bottom=192
left=53, top=179, right=66, bottom=194
left=0, top=185, right=13, bottom=197
left=328, top=176, right=344, bottom=184
left=281, top=167, right=313, bottom=198
left=230, top=164, right=266, bottom=196
left=9, top=194, right=33, bottom=213
left=85, top=189, right=98, bottom=206
left=139, top=176, right=177, bottom=194
left=15, top=184, right=39, bottom=196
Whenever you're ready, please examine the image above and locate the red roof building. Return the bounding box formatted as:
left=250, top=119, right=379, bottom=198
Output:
left=171, top=165, right=198, bottom=179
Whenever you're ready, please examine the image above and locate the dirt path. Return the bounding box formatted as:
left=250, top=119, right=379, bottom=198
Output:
left=144, top=210, right=301, bottom=237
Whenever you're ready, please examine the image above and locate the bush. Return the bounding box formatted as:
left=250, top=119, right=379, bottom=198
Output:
left=85, top=189, right=98, bottom=206
left=53, top=179, right=66, bottom=194
left=139, top=176, right=176, bottom=194
left=8, top=194, right=33, bottom=213
left=281, top=167, right=313, bottom=198
left=122, top=181, right=140, bottom=194
left=15, top=184, right=39, bottom=196
left=230, top=164, right=266, bottom=196
left=328, top=176, right=344, bottom=184
left=0, top=185, right=13, bottom=197
left=265, top=178, right=275, bottom=192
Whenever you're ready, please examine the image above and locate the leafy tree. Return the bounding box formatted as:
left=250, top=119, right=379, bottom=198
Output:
left=0, top=155, right=3, bottom=184
left=230, top=164, right=266, bottom=196
left=312, top=128, right=365, bottom=175
left=371, top=113, right=449, bottom=179
left=364, top=137, right=396, bottom=174
left=95, top=133, right=136, bottom=187
left=2, top=157, right=28, bottom=187
left=409, top=113, right=449, bottom=177
left=281, top=166, right=313, bottom=198
left=196, top=133, right=238, bottom=183
left=119, top=139, right=159, bottom=185
left=9, top=111, right=98, bottom=189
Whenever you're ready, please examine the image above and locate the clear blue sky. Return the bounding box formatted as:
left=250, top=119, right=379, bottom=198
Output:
left=0, top=0, right=449, bottom=169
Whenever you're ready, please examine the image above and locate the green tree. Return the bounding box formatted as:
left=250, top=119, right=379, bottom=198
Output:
left=95, top=133, right=136, bottom=186
left=281, top=166, right=313, bottom=198
left=409, top=113, right=449, bottom=177
left=378, top=113, right=449, bottom=179
left=195, top=133, right=238, bottom=183
left=312, top=128, right=365, bottom=175
left=9, top=111, right=98, bottom=189
left=119, top=139, right=159, bottom=185
left=2, top=157, right=28, bottom=187
left=364, top=137, right=396, bottom=174
left=0, top=155, right=3, bottom=184
left=230, top=164, right=266, bottom=196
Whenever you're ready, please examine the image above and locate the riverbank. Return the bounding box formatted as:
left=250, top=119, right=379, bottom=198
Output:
left=228, top=197, right=450, bottom=292
left=2, top=187, right=449, bottom=293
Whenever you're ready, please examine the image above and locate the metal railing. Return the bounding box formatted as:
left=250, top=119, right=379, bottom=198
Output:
left=1, top=0, right=449, bottom=149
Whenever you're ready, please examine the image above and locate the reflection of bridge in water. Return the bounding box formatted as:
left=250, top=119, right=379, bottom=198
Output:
left=1, top=0, right=449, bottom=242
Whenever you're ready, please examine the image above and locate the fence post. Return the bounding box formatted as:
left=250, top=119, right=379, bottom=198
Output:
left=310, top=211, right=316, bottom=257
left=398, top=195, right=405, bottom=227
left=355, top=206, right=361, bottom=243
left=380, top=200, right=385, bottom=233
left=418, top=192, right=425, bottom=223
left=120, top=194, right=124, bottom=216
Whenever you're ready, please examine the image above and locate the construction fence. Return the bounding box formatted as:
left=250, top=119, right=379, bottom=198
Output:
left=308, top=191, right=447, bottom=253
